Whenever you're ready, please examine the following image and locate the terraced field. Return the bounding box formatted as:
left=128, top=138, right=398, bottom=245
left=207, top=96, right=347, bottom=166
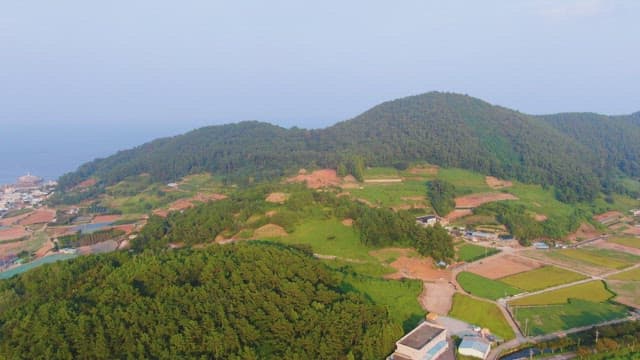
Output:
left=457, top=272, right=521, bottom=300
left=499, top=266, right=587, bottom=292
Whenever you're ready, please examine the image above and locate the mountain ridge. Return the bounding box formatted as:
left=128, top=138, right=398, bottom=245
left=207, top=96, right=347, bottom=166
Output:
left=56, top=92, right=640, bottom=203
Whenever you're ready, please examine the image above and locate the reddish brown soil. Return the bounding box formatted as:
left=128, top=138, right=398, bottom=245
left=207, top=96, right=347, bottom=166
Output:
left=624, top=226, right=640, bottom=236
left=76, top=178, right=97, bottom=189
left=565, top=222, right=601, bottom=242
left=114, top=224, right=136, bottom=235
left=455, top=193, right=518, bottom=208
left=93, top=214, right=123, bottom=223
left=384, top=253, right=452, bottom=282
left=286, top=169, right=342, bottom=188
left=534, top=214, right=548, bottom=222
left=467, top=254, right=541, bottom=279
left=445, top=209, right=473, bottom=221
left=342, top=218, right=354, bottom=226
left=485, top=176, right=513, bottom=189
left=0, top=212, right=31, bottom=226
left=18, top=209, right=56, bottom=225
left=0, top=226, right=29, bottom=241
left=593, top=211, right=623, bottom=223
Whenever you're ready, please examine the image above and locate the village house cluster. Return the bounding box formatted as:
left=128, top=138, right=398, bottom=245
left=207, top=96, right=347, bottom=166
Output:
left=0, top=174, right=56, bottom=216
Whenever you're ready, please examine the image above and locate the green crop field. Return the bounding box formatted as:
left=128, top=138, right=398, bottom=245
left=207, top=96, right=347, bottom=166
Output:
left=500, top=266, right=587, bottom=292
left=608, top=236, right=640, bottom=250
left=509, top=281, right=614, bottom=307
left=608, top=267, right=640, bottom=281
left=278, top=218, right=374, bottom=261
left=437, top=168, right=491, bottom=194
left=548, top=247, right=639, bottom=270
left=338, top=272, right=425, bottom=332
left=506, top=183, right=575, bottom=220
left=363, top=167, right=401, bottom=179
left=514, top=299, right=628, bottom=336
left=348, top=180, right=431, bottom=209
left=449, top=294, right=515, bottom=340
left=457, top=243, right=499, bottom=262
left=457, top=272, right=521, bottom=300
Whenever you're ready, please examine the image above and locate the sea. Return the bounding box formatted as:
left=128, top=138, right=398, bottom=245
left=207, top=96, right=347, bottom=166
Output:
left=0, top=122, right=201, bottom=185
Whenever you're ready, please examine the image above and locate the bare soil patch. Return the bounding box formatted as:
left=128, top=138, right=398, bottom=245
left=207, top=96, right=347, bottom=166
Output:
left=420, top=280, right=456, bottom=315
left=565, top=222, right=600, bottom=242
left=286, top=169, right=342, bottom=188
left=467, top=254, right=541, bottom=279
left=253, top=224, right=287, bottom=238
left=114, top=224, right=136, bottom=235
left=341, top=218, right=354, bottom=226
left=18, top=209, right=56, bottom=226
left=593, top=211, right=623, bottom=223
left=486, top=176, right=513, bottom=189
left=624, top=226, right=640, bottom=236
left=533, top=214, right=548, bottom=222
left=266, top=192, right=288, bottom=203
left=593, top=238, right=640, bottom=256
left=75, top=178, right=97, bottom=189
left=385, top=256, right=451, bottom=282
left=445, top=209, right=473, bottom=222
left=455, top=193, right=518, bottom=209
left=265, top=210, right=277, bottom=217
left=93, top=214, right=123, bottom=223
left=0, top=226, right=29, bottom=241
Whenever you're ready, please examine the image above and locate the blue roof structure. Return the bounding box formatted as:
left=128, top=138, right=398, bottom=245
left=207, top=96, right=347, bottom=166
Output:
left=459, top=337, right=490, bottom=356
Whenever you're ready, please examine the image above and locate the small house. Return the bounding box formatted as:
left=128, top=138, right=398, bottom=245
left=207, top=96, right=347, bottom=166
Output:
left=458, top=337, right=491, bottom=359
left=533, top=242, right=549, bottom=250
left=416, top=215, right=440, bottom=227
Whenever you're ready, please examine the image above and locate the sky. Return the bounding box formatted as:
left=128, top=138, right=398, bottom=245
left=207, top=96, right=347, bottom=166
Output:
left=1, top=1, right=639, bottom=181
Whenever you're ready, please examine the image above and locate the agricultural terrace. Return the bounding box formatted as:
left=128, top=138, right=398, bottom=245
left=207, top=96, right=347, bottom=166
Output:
left=456, top=272, right=520, bottom=300
left=457, top=243, right=499, bottom=262
left=348, top=180, right=430, bottom=209
left=608, top=236, right=640, bottom=249
left=607, top=267, right=640, bottom=281
left=508, top=281, right=614, bottom=307
left=499, top=266, right=587, bottom=292
left=513, top=300, right=629, bottom=336
left=449, top=294, right=515, bottom=340
left=549, top=248, right=640, bottom=270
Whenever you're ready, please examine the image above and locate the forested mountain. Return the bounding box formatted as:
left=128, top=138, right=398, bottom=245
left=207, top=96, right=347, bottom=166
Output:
left=0, top=243, right=402, bottom=359
left=57, top=92, right=640, bottom=203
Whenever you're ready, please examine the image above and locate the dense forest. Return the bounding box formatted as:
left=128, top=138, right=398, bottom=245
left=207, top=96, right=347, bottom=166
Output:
left=426, top=179, right=456, bottom=216
left=55, top=92, right=640, bottom=204
left=0, top=243, right=402, bottom=359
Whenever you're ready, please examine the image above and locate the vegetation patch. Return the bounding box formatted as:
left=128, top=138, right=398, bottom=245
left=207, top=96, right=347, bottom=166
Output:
left=608, top=236, right=640, bottom=249
left=513, top=299, right=628, bottom=336
left=549, top=247, right=639, bottom=270
left=508, top=281, right=614, bottom=307
left=457, top=243, right=499, bottom=262
left=456, top=272, right=521, bottom=300
left=449, top=293, right=515, bottom=340
left=608, top=267, right=640, bottom=281
left=499, top=266, right=587, bottom=292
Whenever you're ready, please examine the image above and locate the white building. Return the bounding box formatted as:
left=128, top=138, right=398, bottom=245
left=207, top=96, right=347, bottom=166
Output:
left=458, top=337, right=491, bottom=359
left=389, top=322, right=448, bottom=360
left=416, top=215, right=440, bottom=227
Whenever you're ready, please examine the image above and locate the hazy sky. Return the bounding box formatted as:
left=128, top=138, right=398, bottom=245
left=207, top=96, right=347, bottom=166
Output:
left=1, top=0, right=639, bottom=131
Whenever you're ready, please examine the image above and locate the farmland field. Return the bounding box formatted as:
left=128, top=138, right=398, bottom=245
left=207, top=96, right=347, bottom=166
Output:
left=550, top=247, right=639, bottom=269
left=348, top=180, right=430, bottom=209
left=508, top=281, right=614, bottom=307
left=608, top=267, right=640, bottom=281
left=608, top=236, right=640, bottom=250
left=606, top=280, right=640, bottom=309
left=499, top=266, right=587, bottom=292
left=457, top=243, right=499, bottom=262
left=514, top=299, right=628, bottom=336
left=457, top=272, right=521, bottom=300
left=437, top=168, right=491, bottom=194
left=449, top=293, right=515, bottom=340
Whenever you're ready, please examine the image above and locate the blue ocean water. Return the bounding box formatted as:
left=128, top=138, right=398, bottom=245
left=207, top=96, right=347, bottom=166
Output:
left=0, top=123, right=198, bottom=185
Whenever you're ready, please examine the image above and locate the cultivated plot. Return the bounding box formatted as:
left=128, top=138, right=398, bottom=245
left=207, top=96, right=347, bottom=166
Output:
left=499, top=266, right=587, bottom=292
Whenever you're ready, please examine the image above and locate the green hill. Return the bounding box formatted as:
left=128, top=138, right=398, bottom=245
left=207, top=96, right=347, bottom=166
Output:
left=55, top=92, right=640, bottom=203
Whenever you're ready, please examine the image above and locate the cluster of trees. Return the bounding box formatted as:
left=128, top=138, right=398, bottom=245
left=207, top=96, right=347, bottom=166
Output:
left=57, top=228, right=125, bottom=248
left=474, top=202, right=584, bottom=244
left=55, top=93, right=640, bottom=204
left=0, top=243, right=402, bottom=359
left=135, top=184, right=454, bottom=261
left=426, top=179, right=456, bottom=216
left=534, top=320, right=640, bottom=359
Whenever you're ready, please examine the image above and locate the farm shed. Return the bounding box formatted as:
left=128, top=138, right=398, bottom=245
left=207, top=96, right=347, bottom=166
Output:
left=458, top=337, right=491, bottom=359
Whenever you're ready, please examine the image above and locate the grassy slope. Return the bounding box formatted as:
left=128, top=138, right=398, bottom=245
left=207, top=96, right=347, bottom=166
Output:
left=499, top=266, right=587, bottom=292
left=449, top=293, right=515, bottom=340
left=457, top=243, right=499, bottom=262
left=514, top=299, right=628, bottom=336
left=457, top=272, right=521, bottom=300
left=509, top=281, right=614, bottom=306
